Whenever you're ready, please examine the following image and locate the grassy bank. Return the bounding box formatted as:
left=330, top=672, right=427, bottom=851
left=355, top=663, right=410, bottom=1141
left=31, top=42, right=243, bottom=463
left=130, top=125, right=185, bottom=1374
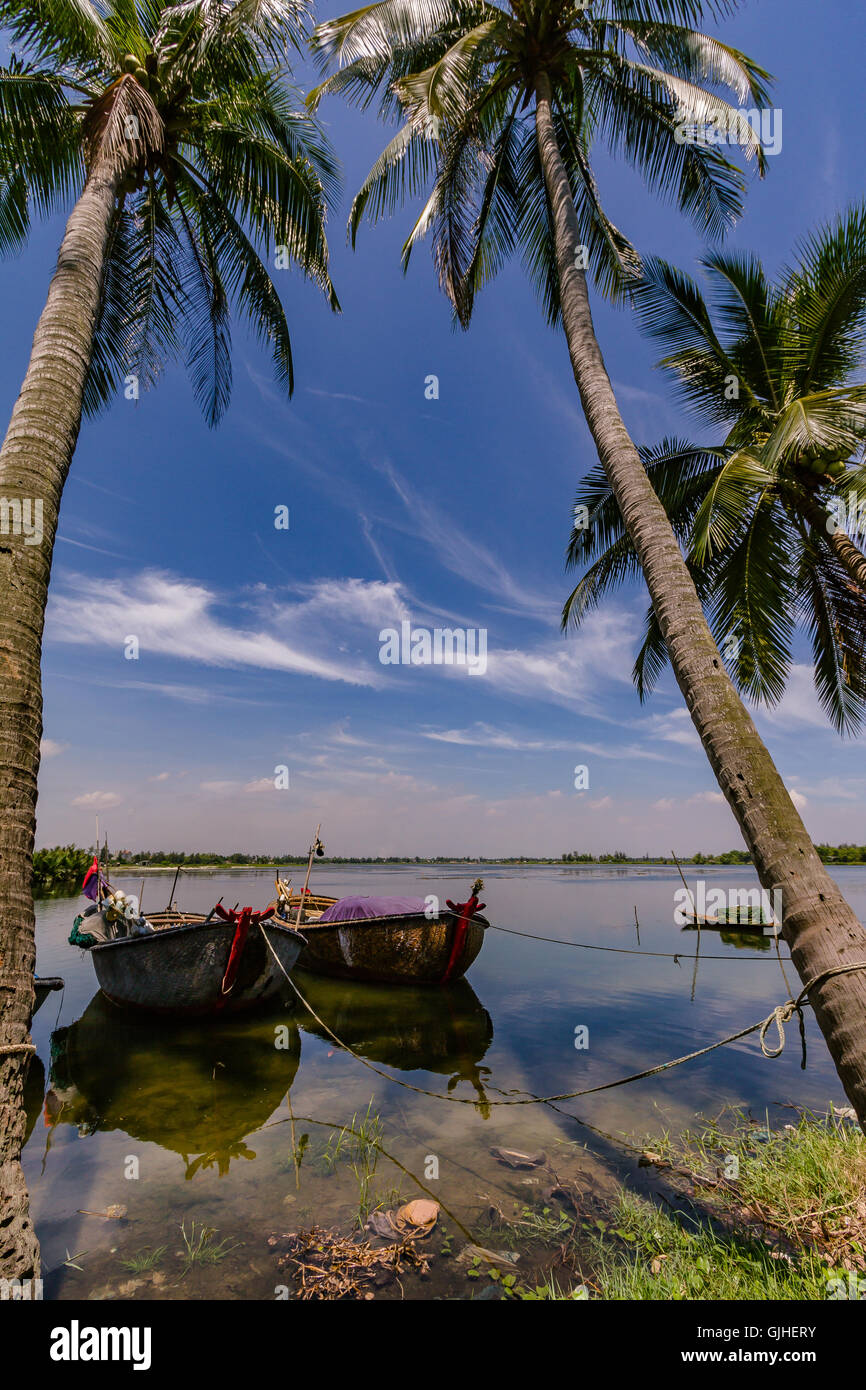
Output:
left=461, top=1108, right=865, bottom=1300
left=561, top=1108, right=864, bottom=1301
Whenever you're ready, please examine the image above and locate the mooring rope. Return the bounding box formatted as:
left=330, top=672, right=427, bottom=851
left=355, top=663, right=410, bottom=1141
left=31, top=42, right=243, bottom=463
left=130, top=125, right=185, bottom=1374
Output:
left=257, top=922, right=866, bottom=1109
left=488, top=921, right=784, bottom=961
left=0, top=1042, right=36, bottom=1057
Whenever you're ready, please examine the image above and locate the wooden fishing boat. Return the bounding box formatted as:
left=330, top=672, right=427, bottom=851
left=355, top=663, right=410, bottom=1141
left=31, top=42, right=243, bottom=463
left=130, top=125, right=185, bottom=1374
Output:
left=70, top=903, right=307, bottom=1015
left=272, top=881, right=489, bottom=985
left=681, top=907, right=780, bottom=936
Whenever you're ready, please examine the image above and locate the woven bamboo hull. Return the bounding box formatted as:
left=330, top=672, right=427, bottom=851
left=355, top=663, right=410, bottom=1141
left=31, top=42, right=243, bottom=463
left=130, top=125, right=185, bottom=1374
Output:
left=295, top=911, right=488, bottom=985
left=90, top=917, right=306, bottom=1014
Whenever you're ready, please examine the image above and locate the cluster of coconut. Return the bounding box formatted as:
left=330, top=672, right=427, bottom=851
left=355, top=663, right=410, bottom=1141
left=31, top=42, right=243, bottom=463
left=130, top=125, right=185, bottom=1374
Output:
left=121, top=52, right=162, bottom=96
left=798, top=448, right=849, bottom=480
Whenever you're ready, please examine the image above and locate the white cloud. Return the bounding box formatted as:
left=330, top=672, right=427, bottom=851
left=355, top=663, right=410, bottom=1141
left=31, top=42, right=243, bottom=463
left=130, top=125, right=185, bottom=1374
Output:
left=72, top=790, right=122, bottom=808
left=46, top=571, right=405, bottom=686
left=756, top=665, right=833, bottom=732
left=478, top=608, right=637, bottom=711
left=646, top=708, right=700, bottom=747
left=422, top=721, right=668, bottom=760
left=40, top=739, right=66, bottom=758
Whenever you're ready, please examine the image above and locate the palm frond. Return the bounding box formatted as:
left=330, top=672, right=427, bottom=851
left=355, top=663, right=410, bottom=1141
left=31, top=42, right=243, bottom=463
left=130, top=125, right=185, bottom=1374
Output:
left=797, top=528, right=866, bottom=735
left=690, top=448, right=775, bottom=561
left=707, top=494, right=794, bottom=705
left=0, top=0, right=113, bottom=68
left=349, top=120, right=437, bottom=244
left=785, top=202, right=866, bottom=393
left=633, top=598, right=669, bottom=701
left=178, top=163, right=297, bottom=397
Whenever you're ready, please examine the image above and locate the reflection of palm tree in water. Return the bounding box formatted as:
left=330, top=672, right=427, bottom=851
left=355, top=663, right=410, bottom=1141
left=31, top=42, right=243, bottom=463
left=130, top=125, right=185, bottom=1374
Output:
left=183, top=1140, right=257, bottom=1182
left=439, top=985, right=492, bottom=1116
left=445, top=1062, right=492, bottom=1117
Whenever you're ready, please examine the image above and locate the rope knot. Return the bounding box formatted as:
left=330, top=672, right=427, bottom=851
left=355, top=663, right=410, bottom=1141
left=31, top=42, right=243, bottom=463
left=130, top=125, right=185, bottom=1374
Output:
left=759, top=1000, right=797, bottom=1058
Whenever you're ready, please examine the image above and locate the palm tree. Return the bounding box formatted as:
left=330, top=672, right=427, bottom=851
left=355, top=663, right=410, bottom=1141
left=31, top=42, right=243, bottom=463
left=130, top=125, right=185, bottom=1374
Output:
left=0, top=0, right=339, bottom=1278
left=311, top=0, right=866, bottom=1124
left=565, top=208, right=866, bottom=735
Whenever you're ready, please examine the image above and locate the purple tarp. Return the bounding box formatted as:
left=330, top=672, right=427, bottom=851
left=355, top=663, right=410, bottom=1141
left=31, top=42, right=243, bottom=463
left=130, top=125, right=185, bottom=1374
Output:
left=317, top=895, right=429, bottom=923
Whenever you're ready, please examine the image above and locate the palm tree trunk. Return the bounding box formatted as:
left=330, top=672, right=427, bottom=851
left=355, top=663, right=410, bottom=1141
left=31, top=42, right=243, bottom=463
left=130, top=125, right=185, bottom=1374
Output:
left=534, top=70, right=866, bottom=1125
left=0, top=154, right=121, bottom=1279
left=802, top=494, right=866, bottom=593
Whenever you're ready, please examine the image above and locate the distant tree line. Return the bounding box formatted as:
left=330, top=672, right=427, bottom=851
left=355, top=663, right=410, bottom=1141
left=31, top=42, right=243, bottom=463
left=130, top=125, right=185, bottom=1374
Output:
left=108, top=851, right=572, bottom=866
left=814, top=844, right=866, bottom=864
left=32, top=844, right=866, bottom=896
left=32, top=845, right=93, bottom=898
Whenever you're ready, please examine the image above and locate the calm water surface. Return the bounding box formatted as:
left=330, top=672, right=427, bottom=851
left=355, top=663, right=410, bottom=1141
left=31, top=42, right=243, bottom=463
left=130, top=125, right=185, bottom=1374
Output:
left=24, top=863, right=862, bottom=1299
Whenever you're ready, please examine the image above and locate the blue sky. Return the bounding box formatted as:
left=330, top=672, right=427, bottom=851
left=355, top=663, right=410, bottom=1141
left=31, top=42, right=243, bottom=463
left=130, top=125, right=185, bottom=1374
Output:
left=6, top=0, right=866, bottom=856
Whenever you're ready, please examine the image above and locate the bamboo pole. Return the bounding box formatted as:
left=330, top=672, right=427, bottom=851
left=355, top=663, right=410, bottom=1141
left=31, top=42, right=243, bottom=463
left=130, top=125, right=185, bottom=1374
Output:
left=295, top=823, right=321, bottom=929
left=167, top=863, right=181, bottom=911
left=95, top=815, right=101, bottom=908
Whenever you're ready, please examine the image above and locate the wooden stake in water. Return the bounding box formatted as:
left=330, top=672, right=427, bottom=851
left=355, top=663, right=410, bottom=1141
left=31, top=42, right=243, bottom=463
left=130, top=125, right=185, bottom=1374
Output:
left=671, top=848, right=698, bottom=920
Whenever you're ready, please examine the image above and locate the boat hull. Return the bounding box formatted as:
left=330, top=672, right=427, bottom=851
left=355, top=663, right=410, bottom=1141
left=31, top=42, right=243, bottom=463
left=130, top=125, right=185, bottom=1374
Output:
left=33, top=976, right=64, bottom=1016
left=89, top=917, right=306, bottom=1015
left=295, top=910, right=488, bottom=985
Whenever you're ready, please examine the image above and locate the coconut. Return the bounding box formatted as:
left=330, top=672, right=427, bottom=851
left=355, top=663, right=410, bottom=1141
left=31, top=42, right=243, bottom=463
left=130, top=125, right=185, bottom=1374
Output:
left=122, top=54, right=139, bottom=73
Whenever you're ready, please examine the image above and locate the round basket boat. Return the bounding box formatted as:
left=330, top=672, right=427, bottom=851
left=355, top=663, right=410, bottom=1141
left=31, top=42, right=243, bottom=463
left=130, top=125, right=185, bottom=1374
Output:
left=274, top=894, right=489, bottom=985
left=87, top=913, right=307, bottom=1015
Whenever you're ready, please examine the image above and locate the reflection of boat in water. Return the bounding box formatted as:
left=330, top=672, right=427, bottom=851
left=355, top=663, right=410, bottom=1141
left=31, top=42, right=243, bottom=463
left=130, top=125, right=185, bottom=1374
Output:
left=718, top=929, right=772, bottom=951
left=293, top=970, right=493, bottom=1104
left=48, top=993, right=301, bottom=1176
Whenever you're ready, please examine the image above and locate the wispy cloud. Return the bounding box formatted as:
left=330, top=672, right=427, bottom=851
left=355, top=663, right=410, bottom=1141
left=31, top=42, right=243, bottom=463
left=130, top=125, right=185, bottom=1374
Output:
left=422, top=721, right=668, bottom=760
left=376, top=459, right=559, bottom=621
left=46, top=571, right=403, bottom=686
left=476, top=608, right=637, bottom=711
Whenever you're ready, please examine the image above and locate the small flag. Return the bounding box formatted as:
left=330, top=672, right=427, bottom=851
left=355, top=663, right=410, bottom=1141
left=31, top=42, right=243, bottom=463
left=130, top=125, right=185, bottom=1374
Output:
left=82, top=857, right=107, bottom=901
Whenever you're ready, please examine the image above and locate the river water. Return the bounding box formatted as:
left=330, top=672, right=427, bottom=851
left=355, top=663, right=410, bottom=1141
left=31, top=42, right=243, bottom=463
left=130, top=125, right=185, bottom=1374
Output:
left=24, top=862, right=861, bottom=1300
